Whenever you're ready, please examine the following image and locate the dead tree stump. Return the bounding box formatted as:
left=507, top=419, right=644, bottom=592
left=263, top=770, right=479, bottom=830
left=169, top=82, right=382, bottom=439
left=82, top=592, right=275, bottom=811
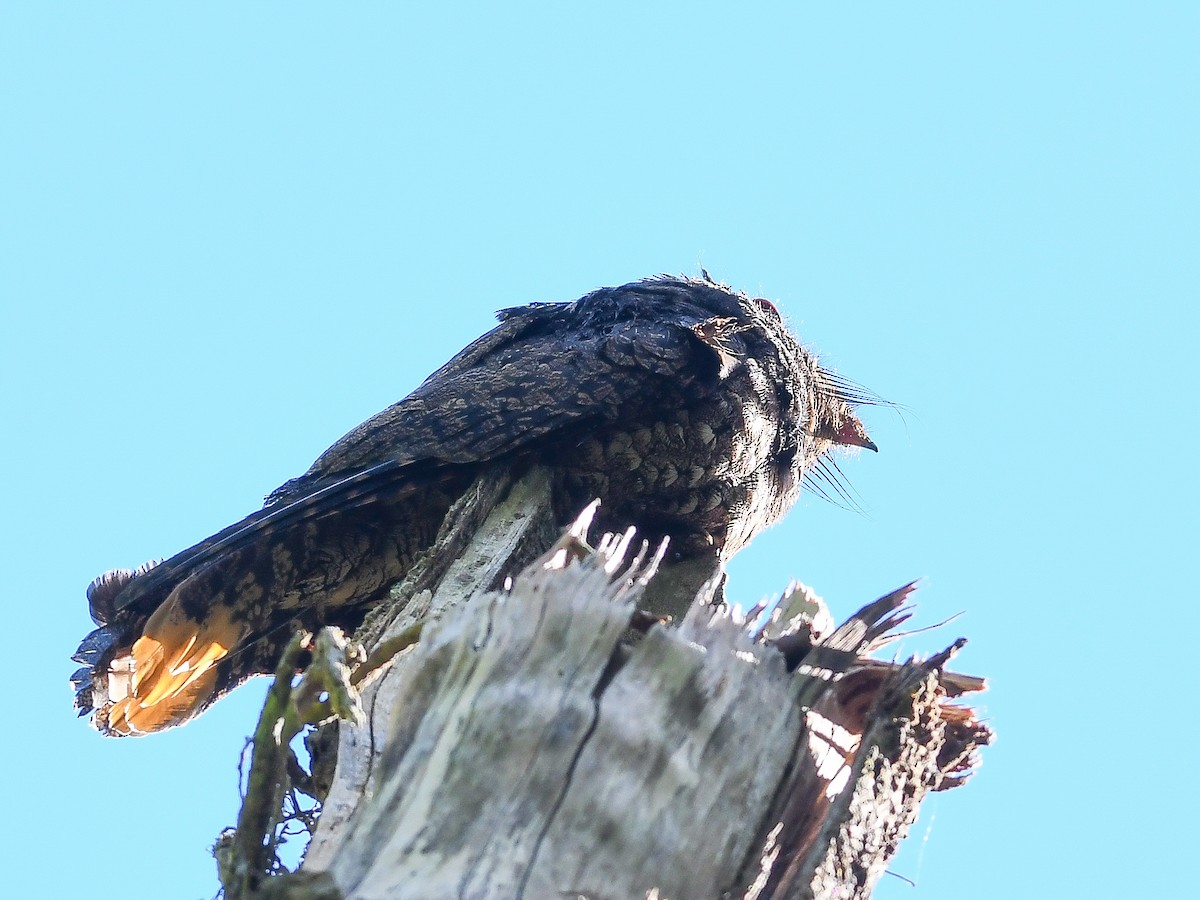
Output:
left=234, top=468, right=989, bottom=900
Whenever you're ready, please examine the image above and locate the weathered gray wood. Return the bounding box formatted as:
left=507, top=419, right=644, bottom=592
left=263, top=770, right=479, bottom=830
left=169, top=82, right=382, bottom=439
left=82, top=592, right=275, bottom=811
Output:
left=332, top=534, right=652, bottom=897
left=520, top=596, right=804, bottom=898
left=302, top=467, right=559, bottom=872
left=263, top=468, right=990, bottom=899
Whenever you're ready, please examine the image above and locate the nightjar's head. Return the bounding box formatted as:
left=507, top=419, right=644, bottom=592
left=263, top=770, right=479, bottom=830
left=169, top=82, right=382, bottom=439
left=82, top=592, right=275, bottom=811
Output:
left=682, top=273, right=881, bottom=510
left=589, top=274, right=881, bottom=543
left=719, top=275, right=881, bottom=512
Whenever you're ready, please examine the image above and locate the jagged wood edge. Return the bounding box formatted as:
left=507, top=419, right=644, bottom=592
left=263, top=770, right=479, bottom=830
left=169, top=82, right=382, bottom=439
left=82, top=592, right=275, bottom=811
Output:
left=776, top=644, right=975, bottom=899
left=250, top=467, right=989, bottom=898
left=275, top=520, right=804, bottom=899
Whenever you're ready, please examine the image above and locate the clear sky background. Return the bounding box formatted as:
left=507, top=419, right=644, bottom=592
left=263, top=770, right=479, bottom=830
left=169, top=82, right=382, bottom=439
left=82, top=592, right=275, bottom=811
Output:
left=3, top=4, right=1196, bottom=898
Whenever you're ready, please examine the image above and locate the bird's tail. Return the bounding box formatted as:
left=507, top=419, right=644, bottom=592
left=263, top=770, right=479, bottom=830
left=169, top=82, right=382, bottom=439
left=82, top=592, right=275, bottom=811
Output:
left=73, top=546, right=259, bottom=736
left=102, top=598, right=249, bottom=735
left=72, top=460, right=460, bottom=735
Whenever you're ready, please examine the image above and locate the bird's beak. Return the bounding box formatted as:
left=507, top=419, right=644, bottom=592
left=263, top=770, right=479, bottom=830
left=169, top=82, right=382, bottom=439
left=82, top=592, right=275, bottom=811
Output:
left=829, top=414, right=878, bottom=453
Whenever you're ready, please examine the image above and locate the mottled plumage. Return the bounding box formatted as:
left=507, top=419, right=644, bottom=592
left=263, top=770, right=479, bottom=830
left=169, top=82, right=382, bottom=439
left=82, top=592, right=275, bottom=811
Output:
left=72, top=275, right=876, bottom=735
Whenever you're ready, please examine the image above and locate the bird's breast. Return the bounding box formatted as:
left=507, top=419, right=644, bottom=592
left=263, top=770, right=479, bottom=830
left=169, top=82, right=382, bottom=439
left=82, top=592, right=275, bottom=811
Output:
left=553, top=387, right=790, bottom=557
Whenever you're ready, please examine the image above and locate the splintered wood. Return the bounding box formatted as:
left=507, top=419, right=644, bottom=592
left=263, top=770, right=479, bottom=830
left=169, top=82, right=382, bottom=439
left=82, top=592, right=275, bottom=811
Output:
left=253, top=470, right=990, bottom=900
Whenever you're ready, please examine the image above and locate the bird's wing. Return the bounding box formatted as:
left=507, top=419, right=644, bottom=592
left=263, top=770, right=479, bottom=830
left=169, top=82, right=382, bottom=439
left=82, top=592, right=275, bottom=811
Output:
left=104, top=296, right=734, bottom=620
left=290, top=296, right=731, bottom=483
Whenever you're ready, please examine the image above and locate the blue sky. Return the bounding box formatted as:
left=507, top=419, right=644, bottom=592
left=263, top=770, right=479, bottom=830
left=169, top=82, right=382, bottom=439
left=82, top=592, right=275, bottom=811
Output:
left=3, top=4, right=1196, bottom=897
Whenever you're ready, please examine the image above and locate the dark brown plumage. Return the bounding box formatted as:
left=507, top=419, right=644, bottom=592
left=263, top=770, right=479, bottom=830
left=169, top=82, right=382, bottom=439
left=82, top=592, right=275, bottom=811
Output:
left=71, top=274, right=876, bottom=735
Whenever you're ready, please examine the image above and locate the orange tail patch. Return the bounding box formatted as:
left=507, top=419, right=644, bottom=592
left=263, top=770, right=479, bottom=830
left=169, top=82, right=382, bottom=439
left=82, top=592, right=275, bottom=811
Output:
left=104, top=600, right=248, bottom=736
